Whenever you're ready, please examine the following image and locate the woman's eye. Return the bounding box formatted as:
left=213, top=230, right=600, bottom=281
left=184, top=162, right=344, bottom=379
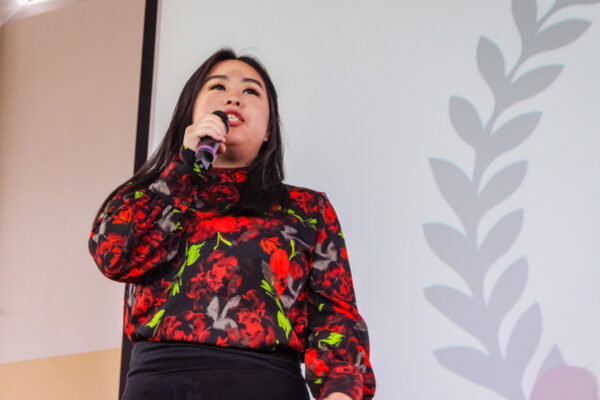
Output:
left=244, top=88, right=259, bottom=96
left=209, top=83, right=225, bottom=90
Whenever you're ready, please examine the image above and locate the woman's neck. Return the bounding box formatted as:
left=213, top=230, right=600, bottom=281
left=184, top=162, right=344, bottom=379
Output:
left=212, top=152, right=252, bottom=168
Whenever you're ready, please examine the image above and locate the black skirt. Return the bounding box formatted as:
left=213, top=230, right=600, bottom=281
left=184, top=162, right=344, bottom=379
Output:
left=121, top=341, right=311, bottom=400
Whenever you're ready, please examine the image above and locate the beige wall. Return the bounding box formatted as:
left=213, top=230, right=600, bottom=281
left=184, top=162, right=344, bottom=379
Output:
left=0, top=348, right=121, bottom=400
left=0, top=0, right=145, bottom=397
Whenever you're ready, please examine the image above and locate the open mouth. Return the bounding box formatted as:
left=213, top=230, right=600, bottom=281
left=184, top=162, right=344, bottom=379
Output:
left=225, top=112, right=244, bottom=123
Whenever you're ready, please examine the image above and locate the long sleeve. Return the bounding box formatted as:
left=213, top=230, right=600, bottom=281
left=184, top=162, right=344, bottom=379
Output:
left=304, top=192, right=376, bottom=400
left=88, top=146, right=201, bottom=282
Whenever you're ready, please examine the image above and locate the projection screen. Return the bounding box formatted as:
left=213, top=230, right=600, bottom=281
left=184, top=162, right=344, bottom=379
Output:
left=148, top=1, right=600, bottom=398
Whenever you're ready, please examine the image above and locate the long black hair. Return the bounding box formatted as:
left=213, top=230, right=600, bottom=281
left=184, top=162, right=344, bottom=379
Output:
left=93, top=48, right=290, bottom=225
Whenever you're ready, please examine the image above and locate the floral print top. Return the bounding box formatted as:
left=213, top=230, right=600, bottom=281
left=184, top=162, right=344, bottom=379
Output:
left=88, top=146, right=376, bottom=400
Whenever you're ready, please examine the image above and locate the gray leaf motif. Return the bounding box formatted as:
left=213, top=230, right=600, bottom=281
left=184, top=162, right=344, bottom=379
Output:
left=313, top=241, right=337, bottom=271
left=477, top=37, right=506, bottom=94
left=487, top=257, right=528, bottom=329
left=429, top=159, right=477, bottom=229
left=434, top=346, right=511, bottom=397
left=281, top=274, right=303, bottom=309
left=424, top=285, right=485, bottom=340
left=207, top=295, right=241, bottom=331
left=533, top=19, right=591, bottom=55
left=536, top=345, right=565, bottom=381
left=423, top=223, right=475, bottom=283
left=261, top=260, right=274, bottom=284
left=281, top=225, right=310, bottom=250
left=478, top=210, right=524, bottom=273
left=157, top=206, right=178, bottom=233
left=449, top=96, right=484, bottom=148
left=488, top=112, right=541, bottom=160
left=512, top=0, right=538, bottom=41
left=555, top=0, right=600, bottom=10
left=507, top=65, right=563, bottom=105
left=287, top=274, right=301, bottom=298
left=505, top=303, right=542, bottom=376
left=479, top=161, right=528, bottom=215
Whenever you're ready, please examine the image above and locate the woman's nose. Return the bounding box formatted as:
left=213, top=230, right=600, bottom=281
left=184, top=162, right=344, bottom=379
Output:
left=226, top=98, right=241, bottom=106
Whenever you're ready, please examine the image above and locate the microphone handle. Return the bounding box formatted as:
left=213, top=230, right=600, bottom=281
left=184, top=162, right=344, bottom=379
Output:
left=194, top=111, right=230, bottom=172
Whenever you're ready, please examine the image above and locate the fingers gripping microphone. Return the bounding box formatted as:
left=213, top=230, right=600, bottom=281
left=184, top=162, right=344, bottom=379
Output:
left=194, top=110, right=229, bottom=172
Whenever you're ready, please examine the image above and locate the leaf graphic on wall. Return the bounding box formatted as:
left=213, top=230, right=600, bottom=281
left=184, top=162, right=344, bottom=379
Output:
left=424, top=0, right=599, bottom=398
left=423, top=223, right=474, bottom=281
left=430, top=159, right=477, bottom=229
left=478, top=37, right=507, bottom=93
left=425, top=285, right=485, bottom=339
left=489, top=112, right=541, bottom=160
left=508, top=65, right=563, bottom=104
left=487, top=257, right=528, bottom=328
left=505, top=303, right=542, bottom=376
left=449, top=96, right=485, bottom=148
left=513, top=0, right=538, bottom=41
left=478, top=210, right=523, bottom=272
left=435, top=346, right=511, bottom=397
left=534, top=19, right=591, bottom=54
left=479, top=161, right=528, bottom=215
left=536, top=345, right=565, bottom=381
left=555, top=0, right=600, bottom=10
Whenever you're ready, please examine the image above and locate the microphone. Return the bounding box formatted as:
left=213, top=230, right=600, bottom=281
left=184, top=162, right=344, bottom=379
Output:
left=194, top=110, right=230, bottom=172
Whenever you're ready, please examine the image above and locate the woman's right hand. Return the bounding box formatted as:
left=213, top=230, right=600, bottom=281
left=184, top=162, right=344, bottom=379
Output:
left=183, top=113, right=228, bottom=155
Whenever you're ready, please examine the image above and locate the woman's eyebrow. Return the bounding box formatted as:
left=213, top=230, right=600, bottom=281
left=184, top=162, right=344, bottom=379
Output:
left=205, top=75, right=263, bottom=89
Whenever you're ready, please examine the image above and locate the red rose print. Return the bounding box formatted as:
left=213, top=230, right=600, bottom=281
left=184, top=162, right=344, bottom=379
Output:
left=132, top=287, right=154, bottom=317
left=260, top=237, right=281, bottom=254
left=270, top=248, right=289, bottom=295
left=157, top=315, right=186, bottom=341
left=114, top=208, right=132, bottom=224
left=290, top=191, right=314, bottom=214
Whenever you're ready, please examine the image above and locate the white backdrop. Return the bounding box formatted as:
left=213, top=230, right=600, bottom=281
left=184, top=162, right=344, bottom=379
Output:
left=150, top=1, right=600, bottom=399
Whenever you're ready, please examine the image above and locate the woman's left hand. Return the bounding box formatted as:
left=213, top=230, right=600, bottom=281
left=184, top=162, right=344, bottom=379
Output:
left=323, top=393, right=353, bottom=400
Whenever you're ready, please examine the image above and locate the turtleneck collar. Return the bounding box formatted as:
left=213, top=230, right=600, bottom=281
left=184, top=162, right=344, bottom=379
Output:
left=195, top=166, right=248, bottom=206
left=206, top=166, right=248, bottom=183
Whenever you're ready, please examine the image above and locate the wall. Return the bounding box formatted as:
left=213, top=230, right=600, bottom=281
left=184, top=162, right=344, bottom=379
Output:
left=0, top=0, right=145, bottom=398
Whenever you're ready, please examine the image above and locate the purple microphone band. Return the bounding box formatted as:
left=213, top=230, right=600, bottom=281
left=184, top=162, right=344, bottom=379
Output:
left=197, top=144, right=217, bottom=156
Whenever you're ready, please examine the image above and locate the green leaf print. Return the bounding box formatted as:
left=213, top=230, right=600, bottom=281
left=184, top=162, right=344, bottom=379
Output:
left=314, top=378, right=323, bottom=384
left=318, top=332, right=344, bottom=348
left=192, top=163, right=204, bottom=177
left=168, top=280, right=180, bottom=296
left=277, top=310, right=292, bottom=339
left=288, top=239, right=298, bottom=260
left=318, top=303, right=324, bottom=312
left=261, top=279, right=274, bottom=295
left=338, top=230, right=344, bottom=239
left=134, top=191, right=144, bottom=199
left=214, top=232, right=232, bottom=250
left=187, top=242, right=205, bottom=266
left=166, top=241, right=205, bottom=296
left=145, top=309, right=165, bottom=328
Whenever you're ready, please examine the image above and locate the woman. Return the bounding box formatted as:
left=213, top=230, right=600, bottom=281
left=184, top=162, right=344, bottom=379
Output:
left=89, top=48, right=375, bottom=400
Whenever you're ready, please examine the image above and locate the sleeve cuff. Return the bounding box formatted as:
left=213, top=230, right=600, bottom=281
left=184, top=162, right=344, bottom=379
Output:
left=148, top=146, right=202, bottom=210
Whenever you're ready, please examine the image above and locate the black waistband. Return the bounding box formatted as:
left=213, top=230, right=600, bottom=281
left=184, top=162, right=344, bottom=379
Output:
left=128, top=341, right=302, bottom=378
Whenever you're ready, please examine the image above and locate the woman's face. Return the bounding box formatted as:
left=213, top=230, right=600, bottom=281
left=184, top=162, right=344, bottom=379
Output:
left=192, top=60, right=270, bottom=166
